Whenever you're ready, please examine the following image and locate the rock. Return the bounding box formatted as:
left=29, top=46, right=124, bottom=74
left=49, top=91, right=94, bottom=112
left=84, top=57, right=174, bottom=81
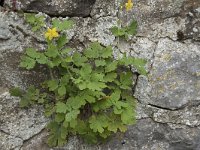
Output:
left=0, top=92, right=48, bottom=149
left=48, top=118, right=200, bottom=150
left=0, top=131, right=23, bottom=150
left=117, top=0, right=200, bottom=41
left=0, top=22, right=11, bottom=40
left=1, top=0, right=200, bottom=149
left=135, top=38, right=200, bottom=109
left=4, top=0, right=96, bottom=17
left=21, top=130, right=49, bottom=150
left=152, top=104, right=200, bottom=127
left=90, top=0, right=117, bottom=18
left=72, top=16, right=117, bottom=46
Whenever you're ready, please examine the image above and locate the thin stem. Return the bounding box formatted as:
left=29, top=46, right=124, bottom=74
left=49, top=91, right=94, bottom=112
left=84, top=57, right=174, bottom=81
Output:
left=49, top=68, right=54, bottom=79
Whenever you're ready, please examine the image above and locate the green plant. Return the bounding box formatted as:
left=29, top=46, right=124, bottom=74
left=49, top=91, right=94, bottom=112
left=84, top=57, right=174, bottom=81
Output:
left=24, top=13, right=45, bottom=32
left=10, top=18, right=147, bottom=147
left=110, top=19, right=137, bottom=39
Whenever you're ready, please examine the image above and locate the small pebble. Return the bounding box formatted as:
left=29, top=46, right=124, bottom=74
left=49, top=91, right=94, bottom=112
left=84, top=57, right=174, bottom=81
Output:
left=193, top=27, right=198, bottom=33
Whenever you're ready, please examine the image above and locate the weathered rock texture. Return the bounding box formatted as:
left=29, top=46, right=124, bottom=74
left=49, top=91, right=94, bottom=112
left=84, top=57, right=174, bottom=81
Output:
left=0, top=0, right=200, bottom=149
left=4, top=0, right=96, bottom=17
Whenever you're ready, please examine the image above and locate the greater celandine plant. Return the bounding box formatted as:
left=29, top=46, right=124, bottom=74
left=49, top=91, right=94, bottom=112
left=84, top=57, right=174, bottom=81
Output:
left=10, top=0, right=147, bottom=147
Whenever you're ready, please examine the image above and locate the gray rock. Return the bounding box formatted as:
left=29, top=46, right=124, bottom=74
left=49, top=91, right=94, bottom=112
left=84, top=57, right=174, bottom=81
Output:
left=117, top=0, right=200, bottom=41
left=0, top=92, right=48, bottom=149
left=72, top=16, right=117, bottom=46
left=152, top=104, right=200, bottom=127
left=135, top=38, right=200, bottom=109
left=90, top=0, right=118, bottom=18
left=4, top=0, right=96, bottom=17
left=0, top=131, right=23, bottom=150
left=49, top=118, right=200, bottom=150
left=21, top=130, right=49, bottom=150
left=1, top=0, right=200, bottom=149
left=0, top=23, right=11, bottom=40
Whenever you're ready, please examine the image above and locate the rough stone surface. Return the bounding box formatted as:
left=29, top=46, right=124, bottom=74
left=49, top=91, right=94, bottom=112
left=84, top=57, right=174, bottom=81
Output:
left=4, top=0, right=96, bottom=17
left=0, top=92, right=48, bottom=150
left=135, top=38, right=200, bottom=109
left=0, top=0, right=200, bottom=149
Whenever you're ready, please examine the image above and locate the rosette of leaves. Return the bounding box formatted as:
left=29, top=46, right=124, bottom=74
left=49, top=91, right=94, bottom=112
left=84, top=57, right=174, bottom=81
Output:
left=10, top=19, right=147, bottom=147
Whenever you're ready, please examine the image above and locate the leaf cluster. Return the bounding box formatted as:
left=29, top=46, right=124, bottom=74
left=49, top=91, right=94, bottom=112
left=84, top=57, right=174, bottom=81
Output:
left=24, top=13, right=45, bottom=32
left=10, top=19, right=147, bottom=147
left=110, top=20, right=137, bottom=39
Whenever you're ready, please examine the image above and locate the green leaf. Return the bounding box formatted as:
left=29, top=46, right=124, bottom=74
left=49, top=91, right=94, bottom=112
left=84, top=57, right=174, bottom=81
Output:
left=24, top=13, right=45, bottom=32
left=126, top=20, right=137, bottom=35
left=99, top=129, right=112, bottom=139
left=56, top=102, right=68, bottom=113
left=121, top=106, right=135, bottom=125
left=81, top=132, right=98, bottom=144
left=52, top=19, right=73, bottom=31
left=77, top=81, right=87, bottom=90
left=95, top=60, right=106, bottom=67
left=92, top=98, right=112, bottom=112
left=89, top=115, right=109, bottom=133
left=101, top=46, right=113, bottom=58
left=47, top=80, right=59, bottom=91
left=113, top=101, right=129, bottom=114
left=58, top=86, right=66, bottom=96
left=84, top=42, right=102, bottom=59
left=104, top=72, right=117, bottom=82
left=47, top=122, right=59, bottom=147
left=79, top=63, right=92, bottom=79
left=105, top=61, right=118, bottom=72
left=36, top=53, right=48, bottom=64
left=107, top=122, right=119, bottom=133
left=110, top=26, right=126, bottom=37
left=51, top=56, right=62, bottom=67
left=26, top=48, right=40, bottom=58
left=90, top=73, right=104, bottom=82
left=38, top=93, right=47, bottom=104
left=19, top=86, right=39, bottom=107
left=87, top=81, right=107, bottom=91
left=24, top=13, right=36, bottom=24
left=61, top=48, right=72, bottom=55
left=45, top=44, right=59, bottom=58
left=65, top=109, right=80, bottom=122
left=66, top=96, right=86, bottom=110
left=55, top=113, right=65, bottom=123
left=47, top=121, right=67, bottom=147
left=90, top=42, right=103, bottom=51
left=74, top=120, right=88, bottom=135
left=45, top=104, right=55, bottom=117
left=20, top=56, right=36, bottom=69
left=110, top=90, right=121, bottom=102
left=120, top=72, right=133, bottom=90
left=132, top=58, right=147, bottom=75
left=60, top=75, right=70, bottom=85
left=9, top=87, right=23, bottom=97
left=57, top=35, right=68, bottom=49
left=120, top=57, right=147, bottom=75
left=84, top=48, right=98, bottom=59
left=80, top=91, right=96, bottom=103
left=60, top=125, right=68, bottom=139
left=32, top=25, right=40, bottom=32
left=69, top=119, right=77, bottom=128
left=72, top=52, right=87, bottom=66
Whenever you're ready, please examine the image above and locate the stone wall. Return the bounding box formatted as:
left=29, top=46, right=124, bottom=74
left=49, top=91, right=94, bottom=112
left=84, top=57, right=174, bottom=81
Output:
left=0, top=0, right=200, bottom=149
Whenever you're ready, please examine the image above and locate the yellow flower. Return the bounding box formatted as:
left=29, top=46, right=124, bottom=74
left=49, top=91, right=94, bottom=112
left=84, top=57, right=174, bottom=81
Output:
left=125, top=0, right=133, bottom=11
left=45, top=27, right=59, bottom=40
